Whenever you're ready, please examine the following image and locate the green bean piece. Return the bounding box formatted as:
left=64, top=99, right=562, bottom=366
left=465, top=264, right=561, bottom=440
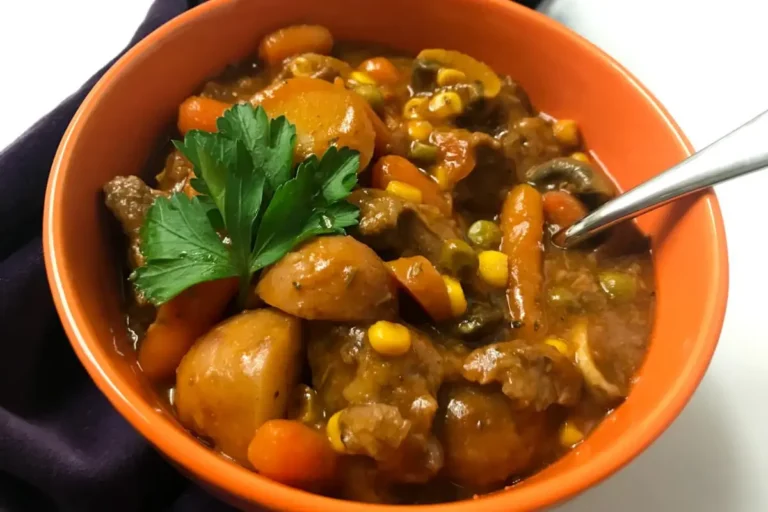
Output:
left=439, top=239, right=478, bottom=276
left=467, top=220, right=502, bottom=250
left=598, top=271, right=638, bottom=302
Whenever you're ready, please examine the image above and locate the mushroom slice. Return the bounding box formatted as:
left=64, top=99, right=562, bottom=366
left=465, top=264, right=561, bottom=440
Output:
left=571, top=319, right=623, bottom=399
left=525, top=157, right=614, bottom=198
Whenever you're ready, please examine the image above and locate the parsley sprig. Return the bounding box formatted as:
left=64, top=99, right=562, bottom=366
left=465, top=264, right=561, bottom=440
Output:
left=131, top=104, right=361, bottom=305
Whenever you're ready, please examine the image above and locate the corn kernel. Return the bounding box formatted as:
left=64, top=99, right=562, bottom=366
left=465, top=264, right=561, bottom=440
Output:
left=403, top=97, right=427, bottom=119
left=407, top=120, right=434, bottom=142
left=442, top=275, right=468, bottom=317
left=428, top=91, right=464, bottom=118
left=477, top=250, right=509, bottom=288
left=386, top=180, right=423, bottom=204
left=544, top=337, right=570, bottom=356
left=552, top=119, right=580, bottom=147
left=367, top=321, right=412, bottom=356
left=434, top=165, right=450, bottom=190
left=436, top=68, right=467, bottom=87
left=559, top=420, right=584, bottom=447
left=570, top=151, right=590, bottom=163
left=326, top=411, right=346, bottom=453
left=349, top=70, right=377, bottom=85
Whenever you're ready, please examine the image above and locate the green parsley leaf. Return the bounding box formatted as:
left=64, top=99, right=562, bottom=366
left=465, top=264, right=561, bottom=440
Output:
left=173, top=131, right=232, bottom=212
left=217, top=104, right=296, bottom=192
left=224, top=140, right=266, bottom=296
left=250, top=145, right=360, bottom=271
left=314, top=146, right=361, bottom=203
left=131, top=194, right=237, bottom=304
left=132, top=104, right=360, bottom=306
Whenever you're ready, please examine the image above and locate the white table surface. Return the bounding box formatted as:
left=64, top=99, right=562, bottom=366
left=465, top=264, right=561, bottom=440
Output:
left=2, top=1, right=766, bottom=510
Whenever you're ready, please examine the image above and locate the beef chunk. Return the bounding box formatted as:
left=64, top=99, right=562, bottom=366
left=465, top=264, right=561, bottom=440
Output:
left=462, top=340, right=582, bottom=410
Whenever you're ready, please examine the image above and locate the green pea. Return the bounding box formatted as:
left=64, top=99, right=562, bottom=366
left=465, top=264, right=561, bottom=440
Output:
left=598, top=271, right=638, bottom=302
left=467, top=220, right=502, bottom=250
left=439, top=238, right=478, bottom=276
left=354, top=84, right=384, bottom=110
left=546, top=286, right=579, bottom=309
left=409, top=141, right=438, bottom=163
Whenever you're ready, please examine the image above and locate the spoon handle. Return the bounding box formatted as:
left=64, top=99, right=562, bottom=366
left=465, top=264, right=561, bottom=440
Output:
left=560, top=109, right=768, bottom=247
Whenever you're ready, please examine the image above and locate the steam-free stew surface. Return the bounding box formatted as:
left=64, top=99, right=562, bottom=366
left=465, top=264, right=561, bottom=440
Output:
left=103, top=24, right=654, bottom=504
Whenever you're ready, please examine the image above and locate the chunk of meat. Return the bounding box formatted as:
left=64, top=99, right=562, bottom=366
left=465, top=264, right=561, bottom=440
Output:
left=437, top=384, right=544, bottom=489
left=462, top=340, right=582, bottom=410
left=309, top=323, right=444, bottom=419
left=103, top=175, right=161, bottom=268
left=335, top=404, right=411, bottom=460
left=257, top=236, right=397, bottom=322
left=256, top=77, right=376, bottom=169
left=308, top=323, right=445, bottom=482
left=453, top=144, right=517, bottom=217
left=348, top=188, right=462, bottom=265
left=155, top=150, right=193, bottom=193
left=175, top=309, right=302, bottom=463
left=582, top=308, right=651, bottom=397
left=350, top=188, right=405, bottom=237
left=502, top=116, right=562, bottom=181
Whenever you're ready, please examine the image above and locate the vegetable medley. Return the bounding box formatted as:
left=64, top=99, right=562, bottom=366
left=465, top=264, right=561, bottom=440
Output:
left=103, top=24, right=655, bottom=504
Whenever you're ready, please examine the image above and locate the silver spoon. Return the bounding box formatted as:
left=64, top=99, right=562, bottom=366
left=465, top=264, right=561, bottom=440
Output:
left=559, top=109, right=768, bottom=247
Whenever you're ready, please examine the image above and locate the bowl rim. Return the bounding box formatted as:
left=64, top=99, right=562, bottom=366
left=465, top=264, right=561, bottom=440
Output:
left=43, top=0, right=729, bottom=510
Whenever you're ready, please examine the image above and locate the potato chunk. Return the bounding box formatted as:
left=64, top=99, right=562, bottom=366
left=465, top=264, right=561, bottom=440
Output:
left=437, top=384, right=543, bottom=488
left=257, top=236, right=397, bottom=322
left=175, top=309, right=302, bottom=463
left=259, top=77, right=375, bottom=169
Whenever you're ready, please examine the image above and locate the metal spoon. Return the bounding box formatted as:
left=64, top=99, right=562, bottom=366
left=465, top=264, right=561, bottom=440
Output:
left=558, top=109, right=768, bottom=248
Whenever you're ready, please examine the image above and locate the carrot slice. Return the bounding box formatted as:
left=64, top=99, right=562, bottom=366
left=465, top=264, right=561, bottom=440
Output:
left=387, top=256, right=452, bottom=322
left=501, top=184, right=544, bottom=338
left=258, top=25, right=334, bottom=67
left=137, top=278, right=237, bottom=382
left=360, top=57, right=400, bottom=85
left=542, top=190, right=588, bottom=230
left=247, top=419, right=338, bottom=489
left=372, top=155, right=451, bottom=216
left=177, top=96, right=229, bottom=135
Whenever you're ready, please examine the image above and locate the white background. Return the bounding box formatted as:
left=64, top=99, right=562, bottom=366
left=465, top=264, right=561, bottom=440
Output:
left=1, top=1, right=767, bottom=510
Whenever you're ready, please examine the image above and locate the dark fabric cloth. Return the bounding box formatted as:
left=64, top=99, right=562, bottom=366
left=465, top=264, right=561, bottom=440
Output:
left=0, top=1, right=540, bottom=510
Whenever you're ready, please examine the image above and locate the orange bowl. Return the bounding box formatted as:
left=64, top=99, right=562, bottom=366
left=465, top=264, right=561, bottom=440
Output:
left=43, top=0, right=728, bottom=510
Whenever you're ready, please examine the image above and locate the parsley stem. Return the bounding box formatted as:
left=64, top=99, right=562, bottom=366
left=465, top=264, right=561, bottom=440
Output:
left=237, top=273, right=252, bottom=309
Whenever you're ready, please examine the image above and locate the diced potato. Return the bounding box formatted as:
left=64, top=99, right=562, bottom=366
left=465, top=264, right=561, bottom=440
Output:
left=257, top=236, right=398, bottom=322
left=258, top=77, right=376, bottom=169
left=175, top=309, right=302, bottom=463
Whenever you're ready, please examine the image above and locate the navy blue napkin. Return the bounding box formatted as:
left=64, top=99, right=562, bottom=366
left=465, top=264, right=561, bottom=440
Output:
left=0, top=0, right=539, bottom=510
